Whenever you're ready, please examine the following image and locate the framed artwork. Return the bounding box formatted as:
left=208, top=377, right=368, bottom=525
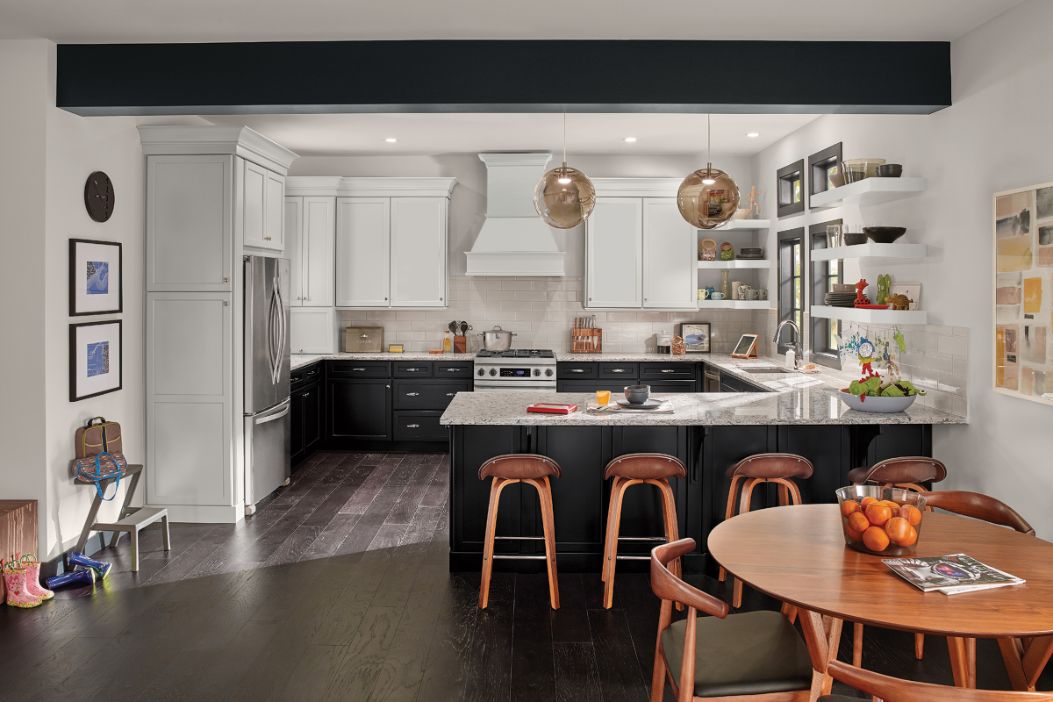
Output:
left=679, top=322, right=711, bottom=353
left=69, top=320, right=122, bottom=401
left=993, top=182, right=1053, bottom=405
left=70, top=238, right=122, bottom=316
left=777, top=160, right=805, bottom=218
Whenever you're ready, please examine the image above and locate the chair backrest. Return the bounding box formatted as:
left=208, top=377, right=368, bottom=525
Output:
left=863, top=456, right=947, bottom=487
left=826, top=660, right=1053, bottom=701
left=921, top=490, right=1035, bottom=535
left=730, top=453, right=814, bottom=480
left=650, top=538, right=729, bottom=618
left=478, top=453, right=562, bottom=480
left=604, top=453, right=687, bottom=481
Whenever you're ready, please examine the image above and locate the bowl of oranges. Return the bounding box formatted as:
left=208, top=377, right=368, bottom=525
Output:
left=835, top=485, right=926, bottom=556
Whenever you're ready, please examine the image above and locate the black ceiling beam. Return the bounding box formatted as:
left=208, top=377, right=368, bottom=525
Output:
left=56, top=40, right=950, bottom=116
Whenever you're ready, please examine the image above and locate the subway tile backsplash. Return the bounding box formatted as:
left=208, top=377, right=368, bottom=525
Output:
left=337, top=276, right=770, bottom=355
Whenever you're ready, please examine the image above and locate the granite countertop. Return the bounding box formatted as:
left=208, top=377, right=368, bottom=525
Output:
left=292, top=352, right=475, bottom=370
left=439, top=389, right=966, bottom=427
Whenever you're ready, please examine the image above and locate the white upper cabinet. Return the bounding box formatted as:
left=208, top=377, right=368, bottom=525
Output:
left=285, top=196, right=304, bottom=303
left=146, top=155, right=234, bottom=291
left=336, top=197, right=391, bottom=307
left=642, top=198, right=697, bottom=309
left=585, top=197, right=643, bottom=308
left=242, top=160, right=285, bottom=252
left=286, top=195, right=336, bottom=307
left=390, top=197, right=448, bottom=307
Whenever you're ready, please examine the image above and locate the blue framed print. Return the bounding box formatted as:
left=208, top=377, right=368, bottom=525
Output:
left=70, top=238, right=122, bottom=316
left=70, top=320, right=122, bottom=401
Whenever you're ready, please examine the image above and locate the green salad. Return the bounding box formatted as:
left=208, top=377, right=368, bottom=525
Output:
left=845, top=375, right=927, bottom=398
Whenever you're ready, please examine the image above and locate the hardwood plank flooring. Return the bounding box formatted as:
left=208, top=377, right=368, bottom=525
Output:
left=2, top=450, right=1050, bottom=701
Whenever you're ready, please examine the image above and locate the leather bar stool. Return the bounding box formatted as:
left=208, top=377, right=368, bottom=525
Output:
left=847, top=456, right=947, bottom=665
left=719, top=453, right=814, bottom=608
left=601, top=453, right=686, bottom=609
left=478, top=454, right=561, bottom=610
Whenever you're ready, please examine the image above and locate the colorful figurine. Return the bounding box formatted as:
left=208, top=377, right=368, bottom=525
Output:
left=857, top=337, right=878, bottom=378
left=887, top=293, right=913, bottom=311
left=876, top=274, right=892, bottom=305
left=853, top=279, right=871, bottom=307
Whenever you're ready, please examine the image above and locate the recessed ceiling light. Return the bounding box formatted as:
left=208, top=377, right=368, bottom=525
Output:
left=384, top=137, right=398, bottom=143
left=623, top=136, right=637, bottom=143
left=745, top=132, right=760, bottom=138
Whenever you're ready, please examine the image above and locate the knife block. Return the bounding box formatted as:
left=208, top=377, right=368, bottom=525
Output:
left=570, top=327, right=603, bottom=354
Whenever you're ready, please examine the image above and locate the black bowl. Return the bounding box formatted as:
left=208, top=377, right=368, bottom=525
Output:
left=864, top=226, right=907, bottom=244
left=877, top=164, right=903, bottom=177
left=844, top=232, right=868, bottom=246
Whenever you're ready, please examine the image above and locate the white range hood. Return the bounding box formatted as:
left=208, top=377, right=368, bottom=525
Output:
left=466, top=152, right=567, bottom=277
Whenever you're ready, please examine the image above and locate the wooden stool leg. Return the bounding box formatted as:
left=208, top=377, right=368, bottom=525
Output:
left=731, top=478, right=760, bottom=608
left=777, top=483, right=789, bottom=506
left=479, top=478, right=506, bottom=609
left=915, top=632, right=926, bottom=660
left=603, top=479, right=629, bottom=609
left=718, top=475, right=742, bottom=583
left=533, top=477, right=560, bottom=610
left=853, top=622, right=864, bottom=667
left=655, top=479, right=684, bottom=612
left=601, top=477, right=621, bottom=584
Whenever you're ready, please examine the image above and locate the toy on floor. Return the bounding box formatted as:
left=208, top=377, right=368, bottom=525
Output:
left=2, top=553, right=54, bottom=608
left=68, top=551, right=112, bottom=580
left=46, top=569, right=96, bottom=591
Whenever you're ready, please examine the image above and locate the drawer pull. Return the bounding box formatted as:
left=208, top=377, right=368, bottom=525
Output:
left=661, top=369, right=676, bottom=374
left=352, top=367, right=366, bottom=372
left=302, top=392, right=310, bottom=397
left=611, top=369, right=627, bottom=373
left=307, top=370, right=317, bottom=376
left=405, top=423, right=421, bottom=429
left=405, top=367, right=424, bottom=372
left=570, top=368, right=585, bottom=374
left=446, top=392, right=456, bottom=397
left=443, top=367, right=462, bottom=372
left=405, top=392, right=421, bottom=397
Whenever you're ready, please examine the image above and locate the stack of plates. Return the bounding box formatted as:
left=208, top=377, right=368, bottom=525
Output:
left=738, top=247, right=764, bottom=260
left=825, top=292, right=857, bottom=308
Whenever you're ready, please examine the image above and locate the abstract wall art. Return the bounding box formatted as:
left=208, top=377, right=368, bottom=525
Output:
left=69, top=320, right=122, bottom=401
left=69, top=238, right=122, bottom=316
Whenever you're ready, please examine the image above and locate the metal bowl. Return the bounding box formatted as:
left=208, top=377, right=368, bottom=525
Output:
left=835, top=485, right=926, bottom=556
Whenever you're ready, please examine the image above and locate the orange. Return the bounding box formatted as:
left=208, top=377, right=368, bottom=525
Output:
left=860, top=496, right=877, bottom=508
left=840, top=499, right=861, bottom=517
left=865, top=502, right=893, bottom=527
left=884, top=517, right=912, bottom=545
left=896, top=525, right=919, bottom=547
left=847, top=511, right=870, bottom=535
left=862, top=526, right=891, bottom=552
left=900, top=504, right=923, bottom=527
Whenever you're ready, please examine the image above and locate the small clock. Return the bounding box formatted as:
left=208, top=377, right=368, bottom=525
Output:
left=84, top=171, right=115, bottom=223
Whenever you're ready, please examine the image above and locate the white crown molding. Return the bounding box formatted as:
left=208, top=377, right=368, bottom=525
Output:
left=284, top=176, right=344, bottom=197
left=138, top=125, right=299, bottom=174
left=591, top=177, right=682, bottom=198
left=479, top=152, right=553, bottom=168
left=335, top=177, right=457, bottom=198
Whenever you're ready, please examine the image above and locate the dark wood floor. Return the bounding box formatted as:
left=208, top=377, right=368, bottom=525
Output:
left=1, top=451, right=1048, bottom=701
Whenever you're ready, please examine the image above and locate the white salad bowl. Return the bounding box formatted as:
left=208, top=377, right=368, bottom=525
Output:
left=838, top=391, right=917, bottom=413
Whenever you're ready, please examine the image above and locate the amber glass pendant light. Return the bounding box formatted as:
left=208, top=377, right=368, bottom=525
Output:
left=533, top=113, right=596, bottom=229
left=677, top=114, right=740, bottom=229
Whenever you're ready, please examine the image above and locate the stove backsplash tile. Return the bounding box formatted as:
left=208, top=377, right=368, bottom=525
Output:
left=336, top=276, right=767, bottom=355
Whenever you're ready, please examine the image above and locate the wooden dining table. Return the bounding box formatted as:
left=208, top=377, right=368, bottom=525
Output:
left=708, top=504, right=1053, bottom=698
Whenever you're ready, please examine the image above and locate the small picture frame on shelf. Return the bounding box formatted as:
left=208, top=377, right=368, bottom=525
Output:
left=679, top=322, right=711, bottom=353
left=69, top=238, right=122, bottom=316
left=777, top=160, right=805, bottom=218
left=69, top=319, right=122, bottom=401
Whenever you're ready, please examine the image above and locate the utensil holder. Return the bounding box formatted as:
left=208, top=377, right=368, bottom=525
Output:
left=571, top=327, right=603, bottom=354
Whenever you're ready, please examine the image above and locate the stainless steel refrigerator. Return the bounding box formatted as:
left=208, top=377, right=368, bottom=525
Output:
left=243, top=255, right=291, bottom=514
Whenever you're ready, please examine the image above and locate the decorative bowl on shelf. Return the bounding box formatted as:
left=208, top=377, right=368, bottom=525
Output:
left=864, top=226, right=907, bottom=244
left=877, top=163, right=903, bottom=178
left=843, top=232, right=869, bottom=246
left=836, top=485, right=926, bottom=556
left=838, top=390, right=917, bottom=413
left=841, top=158, right=887, bottom=183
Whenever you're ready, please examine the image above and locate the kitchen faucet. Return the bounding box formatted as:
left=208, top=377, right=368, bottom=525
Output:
left=773, top=319, right=803, bottom=370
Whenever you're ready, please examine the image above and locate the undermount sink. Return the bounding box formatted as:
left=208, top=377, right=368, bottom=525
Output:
left=742, top=367, right=796, bottom=374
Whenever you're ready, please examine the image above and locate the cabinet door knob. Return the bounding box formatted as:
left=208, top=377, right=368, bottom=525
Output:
left=223, top=276, right=230, bottom=283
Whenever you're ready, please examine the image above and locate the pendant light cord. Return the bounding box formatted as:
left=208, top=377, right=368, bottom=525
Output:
left=562, top=112, right=568, bottom=166
left=706, top=113, right=712, bottom=172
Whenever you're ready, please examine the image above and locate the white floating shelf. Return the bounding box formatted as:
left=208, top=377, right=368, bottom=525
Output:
left=811, top=305, right=928, bottom=325
left=708, top=218, right=771, bottom=230
left=697, top=259, right=772, bottom=270
left=810, top=177, right=926, bottom=209
left=698, top=300, right=774, bottom=310
left=811, top=242, right=928, bottom=263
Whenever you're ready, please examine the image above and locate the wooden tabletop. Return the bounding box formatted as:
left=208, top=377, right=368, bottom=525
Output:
left=708, top=504, right=1053, bottom=638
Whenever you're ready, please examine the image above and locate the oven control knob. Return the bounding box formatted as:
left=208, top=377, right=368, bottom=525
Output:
left=545, top=368, right=554, bottom=377
left=489, top=369, right=497, bottom=376
left=533, top=368, right=540, bottom=376
left=477, top=368, right=485, bottom=377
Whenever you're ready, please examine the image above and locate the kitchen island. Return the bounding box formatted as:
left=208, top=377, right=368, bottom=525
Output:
left=440, top=379, right=965, bottom=573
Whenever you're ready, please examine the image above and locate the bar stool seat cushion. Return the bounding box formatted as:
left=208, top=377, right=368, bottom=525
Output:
left=479, top=454, right=561, bottom=480
left=661, top=610, right=812, bottom=697
left=604, top=453, right=686, bottom=480
left=846, top=466, right=870, bottom=484
left=727, top=453, right=814, bottom=480
left=848, top=457, right=947, bottom=486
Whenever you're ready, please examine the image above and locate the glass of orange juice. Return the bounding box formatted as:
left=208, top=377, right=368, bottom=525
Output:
left=595, top=390, right=612, bottom=406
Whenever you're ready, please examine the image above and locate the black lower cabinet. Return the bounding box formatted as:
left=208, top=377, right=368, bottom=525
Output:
left=291, top=363, right=324, bottom=467
left=328, top=378, right=392, bottom=441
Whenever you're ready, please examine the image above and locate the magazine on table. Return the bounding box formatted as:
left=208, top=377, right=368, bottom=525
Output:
left=883, top=553, right=1025, bottom=596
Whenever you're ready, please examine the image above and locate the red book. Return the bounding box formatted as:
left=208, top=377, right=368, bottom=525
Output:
left=527, top=402, right=578, bottom=415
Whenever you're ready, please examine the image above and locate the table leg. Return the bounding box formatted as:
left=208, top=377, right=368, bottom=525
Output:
left=797, top=608, right=842, bottom=702
left=947, top=636, right=974, bottom=688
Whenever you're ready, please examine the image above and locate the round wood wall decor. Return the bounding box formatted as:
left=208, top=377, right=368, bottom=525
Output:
left=84, top=171, right=115, bottom=222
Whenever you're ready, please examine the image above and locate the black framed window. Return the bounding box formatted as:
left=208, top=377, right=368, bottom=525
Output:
left=808, top=142, right=843, bottom=209
left=777, top=227, right=805, bottom=354
left=809, top=219, right=843, bottom=369
left=776, top=160, right=805, bottom=218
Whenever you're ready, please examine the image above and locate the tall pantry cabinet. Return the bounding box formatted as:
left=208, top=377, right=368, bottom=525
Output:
left=140, top=126, right=297, bottom=523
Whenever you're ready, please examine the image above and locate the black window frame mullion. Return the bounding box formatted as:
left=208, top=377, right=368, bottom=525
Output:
left=777, top=227, right=806, bottom=355
left=809, top=219, right=843, bottom=369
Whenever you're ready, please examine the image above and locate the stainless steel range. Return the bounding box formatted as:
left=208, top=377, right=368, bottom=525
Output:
left=474, top=349, right=557, bottom=390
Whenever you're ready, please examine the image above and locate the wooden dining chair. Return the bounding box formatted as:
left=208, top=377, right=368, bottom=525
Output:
left=650, top=538, right=818, bottom=702
left=818, top=660, right=1053, bottom=701
left=847, top=456, right=947, bottom=666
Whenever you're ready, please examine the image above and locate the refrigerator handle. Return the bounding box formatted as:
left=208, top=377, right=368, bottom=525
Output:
left=255, top=401, right=291, bottom=425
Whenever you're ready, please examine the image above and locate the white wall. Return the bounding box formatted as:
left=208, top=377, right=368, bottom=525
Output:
left=752, top=0, right=1053, bottom=535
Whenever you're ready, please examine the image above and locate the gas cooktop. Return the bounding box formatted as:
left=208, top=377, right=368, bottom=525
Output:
left=476, top=349, right=555, bottom=359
